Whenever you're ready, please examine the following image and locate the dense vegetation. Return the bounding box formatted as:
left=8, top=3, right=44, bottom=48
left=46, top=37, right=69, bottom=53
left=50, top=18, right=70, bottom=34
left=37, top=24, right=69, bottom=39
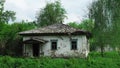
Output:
left=0, top=22, right=35, bottom=56
left=0, top=52, right=119, bottom=68
left=89, top=0, right=120, bottom=56
left=68, top=19, right=94, bottom=32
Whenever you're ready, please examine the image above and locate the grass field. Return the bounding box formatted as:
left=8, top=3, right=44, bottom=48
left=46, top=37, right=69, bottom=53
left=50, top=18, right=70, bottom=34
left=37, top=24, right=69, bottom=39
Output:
left=0, top=51, right=120, bottom=68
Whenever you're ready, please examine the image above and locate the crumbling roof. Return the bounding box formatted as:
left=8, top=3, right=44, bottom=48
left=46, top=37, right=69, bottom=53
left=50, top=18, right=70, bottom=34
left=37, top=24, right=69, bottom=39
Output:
left=19, top=23, right=91, bottom=37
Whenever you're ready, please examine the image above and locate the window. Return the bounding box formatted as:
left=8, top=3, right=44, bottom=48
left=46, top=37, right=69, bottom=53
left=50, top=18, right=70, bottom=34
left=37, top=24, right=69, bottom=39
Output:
left=51, top=40, right=57, bottom=50
left=71, top=39, right=77, bottom=50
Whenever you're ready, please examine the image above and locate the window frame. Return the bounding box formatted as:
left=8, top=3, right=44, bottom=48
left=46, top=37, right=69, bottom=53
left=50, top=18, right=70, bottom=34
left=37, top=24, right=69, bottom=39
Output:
left=71, top=39, right=78, bottom=50
left=51, top=40, right=58, bottom=50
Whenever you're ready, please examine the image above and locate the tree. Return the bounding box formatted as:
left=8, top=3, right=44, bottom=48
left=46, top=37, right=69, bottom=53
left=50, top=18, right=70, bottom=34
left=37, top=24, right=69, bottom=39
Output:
left=0, top=22, right=35, bottom=56
left=36, top=0, right=67, bottom=27
left=68, top=22, right=80, bottom=29
left=79, top=19, right=94, bottom=32
left=0, top=0, right=16, bottom=55
left=0, top=0, right=16, bottom=24
left=6, top=22, right=35, bottom=56
left=89, top=0, right=120, bottom=56
left=89, top=0, right=111, bottom=56
left=68, top=19, right=94, bottom=32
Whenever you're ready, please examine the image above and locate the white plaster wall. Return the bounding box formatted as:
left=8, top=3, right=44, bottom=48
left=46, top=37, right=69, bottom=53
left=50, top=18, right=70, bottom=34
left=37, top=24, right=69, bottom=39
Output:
left=23, top=35, right=89, bottom=57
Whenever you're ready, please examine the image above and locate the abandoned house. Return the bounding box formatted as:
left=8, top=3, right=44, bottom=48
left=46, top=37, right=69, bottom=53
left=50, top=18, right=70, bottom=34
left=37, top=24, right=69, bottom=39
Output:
left=19, top=23, right=91, bottom=58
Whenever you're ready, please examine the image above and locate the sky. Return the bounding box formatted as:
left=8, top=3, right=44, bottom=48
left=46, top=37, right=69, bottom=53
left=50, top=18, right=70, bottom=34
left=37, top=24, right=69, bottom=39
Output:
left=4, top=0, right=93, bottom=23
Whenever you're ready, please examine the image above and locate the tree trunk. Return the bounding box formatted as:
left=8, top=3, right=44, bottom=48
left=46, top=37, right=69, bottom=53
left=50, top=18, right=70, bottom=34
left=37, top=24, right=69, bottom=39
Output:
left=100, top=45, right=104, bottom=57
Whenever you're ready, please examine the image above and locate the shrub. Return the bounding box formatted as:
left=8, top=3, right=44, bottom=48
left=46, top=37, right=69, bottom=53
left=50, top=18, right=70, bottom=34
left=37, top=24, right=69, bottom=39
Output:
left=0, top=52, right=119, bottom=68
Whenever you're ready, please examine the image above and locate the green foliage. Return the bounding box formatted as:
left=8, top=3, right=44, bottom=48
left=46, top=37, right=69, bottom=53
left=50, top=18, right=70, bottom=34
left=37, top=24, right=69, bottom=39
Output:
left=80, top=19, right=94, bottom=32
left=0, top=0, right=35, bottom=56
left=0, top=0, right=16, bottom=23
left=68, top=22, right=81, bottom=29
left=88, top=0, right=120, bottom=56
left=68, top=19, right=94, bottom=32
left=89, top=0, right=110, bottom=47
left=36, top=0, right=67, bottom=27
left=0, top=22, right=35, bottom=56
left=0, top=52, right=119, bottom=68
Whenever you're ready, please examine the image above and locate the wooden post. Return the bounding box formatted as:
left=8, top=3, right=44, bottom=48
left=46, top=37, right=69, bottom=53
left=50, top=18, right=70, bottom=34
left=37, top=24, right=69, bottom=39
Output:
left=23, top=44, right=26, bottom=56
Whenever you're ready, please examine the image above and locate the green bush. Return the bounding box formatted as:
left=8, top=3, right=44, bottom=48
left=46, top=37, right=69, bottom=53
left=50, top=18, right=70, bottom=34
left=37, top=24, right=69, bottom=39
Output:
left=0, top=52, right=119, bottom=68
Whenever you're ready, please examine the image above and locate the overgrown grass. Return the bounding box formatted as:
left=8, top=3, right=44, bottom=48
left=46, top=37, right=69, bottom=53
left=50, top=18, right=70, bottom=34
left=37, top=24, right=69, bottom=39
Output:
left=0, top=51, right=120, bottom=68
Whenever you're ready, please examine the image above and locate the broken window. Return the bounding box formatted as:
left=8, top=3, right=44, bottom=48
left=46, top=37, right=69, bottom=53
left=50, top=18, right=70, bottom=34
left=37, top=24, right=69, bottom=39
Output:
left=71, top=39, right=77, bottom=50
left=51, top=40, right=57, bottom=50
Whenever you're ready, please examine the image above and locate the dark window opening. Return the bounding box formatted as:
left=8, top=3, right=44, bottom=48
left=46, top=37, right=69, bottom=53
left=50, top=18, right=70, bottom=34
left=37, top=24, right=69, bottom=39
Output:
left=71, top=39, right=77, bottom=50
left=51, top=40, right=57, bottom=50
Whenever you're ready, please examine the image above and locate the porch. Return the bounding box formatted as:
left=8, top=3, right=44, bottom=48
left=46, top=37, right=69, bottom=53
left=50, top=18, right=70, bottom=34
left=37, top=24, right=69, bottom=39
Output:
left=23, top=37, right=47, bottom=57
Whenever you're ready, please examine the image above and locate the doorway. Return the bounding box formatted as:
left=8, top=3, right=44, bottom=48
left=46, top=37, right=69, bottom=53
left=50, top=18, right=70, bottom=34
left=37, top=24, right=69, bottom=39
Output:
left=32, top=43, right=39, bottom=57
